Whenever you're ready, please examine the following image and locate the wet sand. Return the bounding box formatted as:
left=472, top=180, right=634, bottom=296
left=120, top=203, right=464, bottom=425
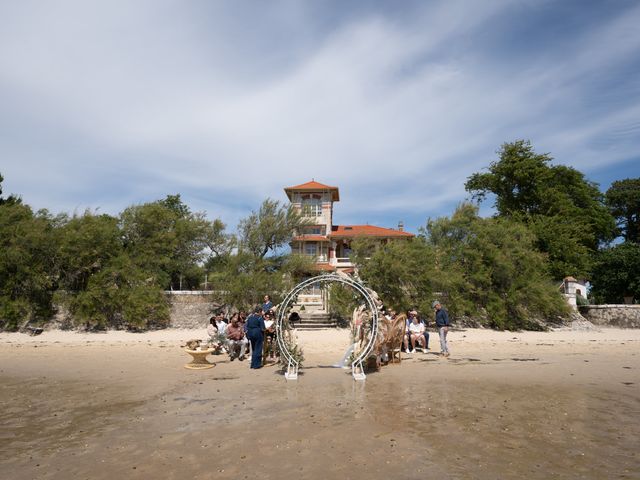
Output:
left=1, top=327, right=639, bottom=479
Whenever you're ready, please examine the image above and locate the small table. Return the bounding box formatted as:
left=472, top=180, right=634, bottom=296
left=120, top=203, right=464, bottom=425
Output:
left=184, top=348, right=215, bottom=370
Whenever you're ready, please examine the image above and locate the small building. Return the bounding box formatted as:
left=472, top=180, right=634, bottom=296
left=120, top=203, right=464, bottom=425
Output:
left=284, top=180, right=414, bottom=273
left=561, top=276, right=588, bottom=310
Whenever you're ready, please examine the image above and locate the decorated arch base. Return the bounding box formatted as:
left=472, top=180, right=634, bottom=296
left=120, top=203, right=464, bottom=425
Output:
left=276, top=273, right=379, bottom=381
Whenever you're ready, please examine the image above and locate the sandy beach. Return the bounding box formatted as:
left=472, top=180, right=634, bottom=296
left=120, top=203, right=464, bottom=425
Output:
left=1, top=326, right=639, bottom=479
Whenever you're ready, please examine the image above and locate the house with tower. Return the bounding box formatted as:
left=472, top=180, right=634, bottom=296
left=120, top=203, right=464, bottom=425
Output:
left=284, top=180, right=414, bottom=273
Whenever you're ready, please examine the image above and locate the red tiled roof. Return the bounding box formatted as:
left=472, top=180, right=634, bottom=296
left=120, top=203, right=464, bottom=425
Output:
left=292, top=235, right=330, bottom=242
left=284, top=180, right=340, bottom=201
left=329, top=225, right=414, bottom=238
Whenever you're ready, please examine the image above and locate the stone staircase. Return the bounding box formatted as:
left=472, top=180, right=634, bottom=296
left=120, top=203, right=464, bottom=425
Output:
left=290, top=293, right=337, bottom=330
left=294, top=310, right=337, bottom=330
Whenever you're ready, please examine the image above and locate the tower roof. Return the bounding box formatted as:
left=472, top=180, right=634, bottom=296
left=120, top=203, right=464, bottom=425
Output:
left=284, top=180, right=340, bottom=201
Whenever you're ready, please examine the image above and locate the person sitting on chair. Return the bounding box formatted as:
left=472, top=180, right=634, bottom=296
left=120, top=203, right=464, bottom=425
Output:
left=206, top=318, right=225, bottom=354
left=226, top=315, right=248, bottom=361
left=415, top=309, right=430, bottom=350
left=406, top=312, right=426, bottom=354
left=215, top=313, right=227, bottom=335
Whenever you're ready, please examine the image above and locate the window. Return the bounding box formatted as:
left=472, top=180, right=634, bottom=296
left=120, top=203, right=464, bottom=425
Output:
left=305, top=243, right=317, bottom=255
left=302, top=196, right=322, bottom=217
left=305, top=226, right=323, bottom=235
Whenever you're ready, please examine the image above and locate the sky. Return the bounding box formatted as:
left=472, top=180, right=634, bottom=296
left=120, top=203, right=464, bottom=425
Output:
left=1, top=0, right=639, bottom=234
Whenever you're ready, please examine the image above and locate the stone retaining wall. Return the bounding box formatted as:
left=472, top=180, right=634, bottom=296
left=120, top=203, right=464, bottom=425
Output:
left=580, top=305, right=640, bottom=328
left=165, top=291, right=219, bottom=329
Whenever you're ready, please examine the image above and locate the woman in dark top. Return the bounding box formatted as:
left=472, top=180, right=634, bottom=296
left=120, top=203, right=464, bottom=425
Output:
left=246, top=306, right=266, bottom=369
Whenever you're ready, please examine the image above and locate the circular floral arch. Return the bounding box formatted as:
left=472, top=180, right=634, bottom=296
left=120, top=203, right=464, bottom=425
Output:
left=276, top=273, right=380, bottom=381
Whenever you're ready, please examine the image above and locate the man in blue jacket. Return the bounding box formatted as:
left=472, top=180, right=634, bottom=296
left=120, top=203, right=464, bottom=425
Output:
left=433, top=300, right=450, bottom=357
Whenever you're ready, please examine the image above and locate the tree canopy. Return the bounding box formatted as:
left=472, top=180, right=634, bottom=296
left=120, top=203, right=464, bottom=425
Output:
left=1, top=157, right=635, bottom=331
left=0, top=172, right=20, bottom=206
left=0, top=203, right=58, bottom=330
left=605, top=178, right=640, bottom=243
left=354, top=204, right=568, bottom=330
left=238, top=199, right=307, bottom=258
left=465, top=140, right=616, bottom=278
left=209, top=201, right=313, bottom=311
left=590, top=243, right=640, bottom=304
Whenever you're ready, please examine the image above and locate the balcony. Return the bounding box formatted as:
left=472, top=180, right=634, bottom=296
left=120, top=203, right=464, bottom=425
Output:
left=332, top=257, right=354, bottom=267
left=299, top=253, right=328, bottom=263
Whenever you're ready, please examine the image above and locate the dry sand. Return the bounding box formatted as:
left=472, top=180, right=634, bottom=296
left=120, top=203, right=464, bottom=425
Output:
left=1, top=326, right=639, bottom=479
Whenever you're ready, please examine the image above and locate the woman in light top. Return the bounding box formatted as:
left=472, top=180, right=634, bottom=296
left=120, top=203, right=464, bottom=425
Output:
left=407, top=313, right=426, bottom=354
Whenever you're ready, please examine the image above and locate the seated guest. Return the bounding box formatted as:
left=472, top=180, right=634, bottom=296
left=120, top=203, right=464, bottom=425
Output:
left=215, top=314, right=227, bottom=335
left=403, top=309, right=429, bottom=352
left=416, top=309, right=430, bottom=350
left=226, top=315, right=248, bottom=361
left=407, top=313, right=426, bottom=353
left=206, top=318, right=224, bottom=354
left=207, top=317, right=218, bottom=341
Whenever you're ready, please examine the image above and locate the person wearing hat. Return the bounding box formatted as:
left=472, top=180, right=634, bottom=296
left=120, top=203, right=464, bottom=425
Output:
left=407, top=310, right=426, bottom=353
left=432, top=300, right=450, bottom=357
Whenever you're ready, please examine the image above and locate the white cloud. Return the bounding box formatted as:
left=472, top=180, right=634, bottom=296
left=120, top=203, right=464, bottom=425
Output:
left=0, top=0, right=639, bottom=233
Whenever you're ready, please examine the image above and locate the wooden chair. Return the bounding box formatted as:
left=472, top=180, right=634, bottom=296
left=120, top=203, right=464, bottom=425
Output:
left=388, top=314, right=407, bottom=364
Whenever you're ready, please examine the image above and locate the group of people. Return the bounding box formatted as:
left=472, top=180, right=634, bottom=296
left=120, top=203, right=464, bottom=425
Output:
left=207, top=295, right=451, bottom=370
left=384, top=300, right=451, bottom=357
left=206, top=295, right=278, bottom=369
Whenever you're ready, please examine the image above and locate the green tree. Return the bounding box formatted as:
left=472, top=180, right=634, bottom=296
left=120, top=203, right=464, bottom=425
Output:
left=465, top=140, right=615, bottom=278
left=605, top=178, right=640, bottom=243
left=0, top=203, right=58, bottom=330
left=119, top=195, right=215, bottom=290
left=56, top=195, right=225, bottom=329
left=238, top=198, right=307, bottom=258
left=210, top=199, right=313, bottom=310
left=210, top=252, right=313, bottom=311
left=203, top=218, right=235, bottom=275
left=326, top=282, right=362, bottom=324
left=355, top=203, right=568, bottom=330
left=56, top=211, right=122, bottom=292
left=64, top=254, right=170, bottom=330
left=424, top=203, right=568, bottom=329
left=352, top=237, right=436, bottom=314
left=590, top=243, right=640, bottom=304
left=0, top=172, right=20, bottom=206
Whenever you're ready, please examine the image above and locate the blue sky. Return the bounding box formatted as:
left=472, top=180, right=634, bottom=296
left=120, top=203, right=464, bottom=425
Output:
left=1, top=0, right=639, bottom=234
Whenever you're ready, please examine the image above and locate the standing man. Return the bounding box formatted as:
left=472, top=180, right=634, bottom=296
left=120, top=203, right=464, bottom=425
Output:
left=433, top=300, right=450, bottom=357
left=246, top=306, right=266, bottom=369
left=262, top=295, right=273, bottom=314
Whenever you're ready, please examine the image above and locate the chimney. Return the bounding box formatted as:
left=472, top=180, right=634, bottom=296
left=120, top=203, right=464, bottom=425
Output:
left=398, top=220, right=404, bottom=232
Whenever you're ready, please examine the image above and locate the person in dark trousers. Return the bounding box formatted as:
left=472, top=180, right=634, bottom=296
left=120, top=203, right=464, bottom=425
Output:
left=246, top=306, right=266, bottom=369
left=433, top=300, right=450, bottom=357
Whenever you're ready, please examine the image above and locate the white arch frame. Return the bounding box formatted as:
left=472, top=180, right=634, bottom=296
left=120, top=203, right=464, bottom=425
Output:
left=276, top=273, right=379, bottom=381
